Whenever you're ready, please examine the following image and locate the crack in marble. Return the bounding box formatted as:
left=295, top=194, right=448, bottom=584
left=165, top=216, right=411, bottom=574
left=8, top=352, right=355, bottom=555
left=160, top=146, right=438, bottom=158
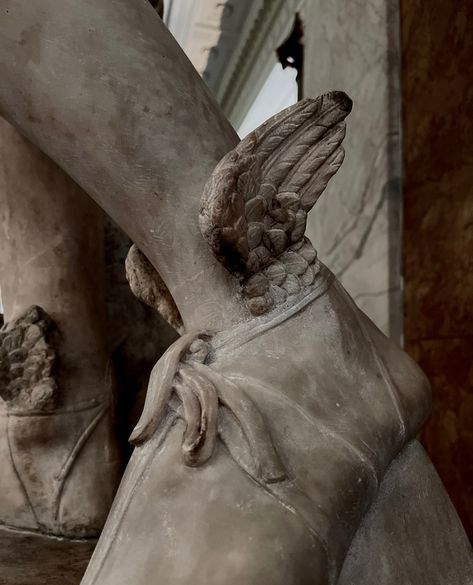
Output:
left=353, top=287, right=398, bottom=302
left=336, top=185, right=388, bottom=279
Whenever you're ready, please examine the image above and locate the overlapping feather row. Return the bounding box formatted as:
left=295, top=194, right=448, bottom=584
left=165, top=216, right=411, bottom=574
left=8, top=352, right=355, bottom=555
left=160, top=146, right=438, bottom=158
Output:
left=200, top=91, right=352, bottom=315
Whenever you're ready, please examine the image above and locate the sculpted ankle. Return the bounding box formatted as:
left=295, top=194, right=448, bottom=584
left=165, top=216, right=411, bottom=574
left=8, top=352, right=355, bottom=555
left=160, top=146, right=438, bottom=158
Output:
left=0, top=306, right=120, bottom=538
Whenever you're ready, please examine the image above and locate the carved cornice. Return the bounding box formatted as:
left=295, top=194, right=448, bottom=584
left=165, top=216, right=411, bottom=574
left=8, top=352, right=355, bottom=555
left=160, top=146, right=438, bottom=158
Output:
left=165, top=0, right=252, bottom=78
left=165, top=0, right=304, bottom=127
left=213, top=0, right=305, bottom=127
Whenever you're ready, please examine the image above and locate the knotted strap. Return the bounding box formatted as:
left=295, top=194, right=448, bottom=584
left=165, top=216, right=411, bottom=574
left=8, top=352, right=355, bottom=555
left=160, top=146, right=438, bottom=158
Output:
left=129, top=332, right=286, bottom=484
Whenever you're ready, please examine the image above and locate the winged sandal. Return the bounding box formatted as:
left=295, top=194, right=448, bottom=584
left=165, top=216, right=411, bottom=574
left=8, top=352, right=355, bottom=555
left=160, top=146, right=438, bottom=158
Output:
left=80, top=93, right=471, bottom=585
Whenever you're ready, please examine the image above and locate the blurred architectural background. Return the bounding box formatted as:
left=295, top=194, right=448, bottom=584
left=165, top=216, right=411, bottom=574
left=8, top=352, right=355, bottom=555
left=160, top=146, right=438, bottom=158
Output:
left=162, top=0, right=472, bottom=539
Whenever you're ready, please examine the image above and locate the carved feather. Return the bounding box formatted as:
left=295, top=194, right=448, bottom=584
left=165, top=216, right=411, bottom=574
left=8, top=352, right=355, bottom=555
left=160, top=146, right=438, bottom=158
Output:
left=0, top=306, right=58, bottom=411
left=200, top=91, right=352, bottom=315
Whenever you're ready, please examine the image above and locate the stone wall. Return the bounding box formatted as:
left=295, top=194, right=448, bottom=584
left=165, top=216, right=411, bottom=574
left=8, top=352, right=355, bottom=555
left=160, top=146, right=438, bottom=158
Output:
left=401, top=0, right=473, bottom=539
left=301, top=0, right=402, bottom=340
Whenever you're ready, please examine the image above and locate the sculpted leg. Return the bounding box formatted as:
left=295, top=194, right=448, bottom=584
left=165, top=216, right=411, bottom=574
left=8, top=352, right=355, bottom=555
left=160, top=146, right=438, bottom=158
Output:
left=0, top=118, right=121, bottom=537
left=0, top=0, right=243, bottom=332
left=338, top=441, right=472, bottom=584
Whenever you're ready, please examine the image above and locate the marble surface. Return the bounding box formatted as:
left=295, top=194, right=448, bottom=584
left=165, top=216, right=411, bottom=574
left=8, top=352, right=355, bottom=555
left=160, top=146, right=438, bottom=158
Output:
left=401, top=0, right=473, bottom=539
left=302, top=0, right=402, bottom=340
left=338, top=441, right=473, bottom=585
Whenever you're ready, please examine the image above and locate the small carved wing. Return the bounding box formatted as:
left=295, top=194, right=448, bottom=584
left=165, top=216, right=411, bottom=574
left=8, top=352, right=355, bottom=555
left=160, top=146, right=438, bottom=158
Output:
left=0, top=306, right=58, bottom=411
left=200, top=91, right=352, bottom=315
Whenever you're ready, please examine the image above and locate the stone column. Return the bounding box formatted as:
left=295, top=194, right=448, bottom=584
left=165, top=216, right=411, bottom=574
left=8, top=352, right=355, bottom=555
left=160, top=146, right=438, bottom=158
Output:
left=401, top=0, right=473, bottom=539
left=0, top=119, right=121, bottom=537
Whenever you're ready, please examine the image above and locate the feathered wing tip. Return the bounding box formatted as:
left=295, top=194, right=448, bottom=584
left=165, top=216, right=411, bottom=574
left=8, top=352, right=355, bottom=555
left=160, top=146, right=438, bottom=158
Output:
left=125, top=244, right=184, bottom=334
left=200, top=91, right=352, bottom=315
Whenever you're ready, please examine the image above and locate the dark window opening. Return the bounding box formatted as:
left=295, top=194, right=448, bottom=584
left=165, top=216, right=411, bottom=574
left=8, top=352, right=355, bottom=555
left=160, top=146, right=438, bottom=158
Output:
left=276, top=13, right=304, bottom=99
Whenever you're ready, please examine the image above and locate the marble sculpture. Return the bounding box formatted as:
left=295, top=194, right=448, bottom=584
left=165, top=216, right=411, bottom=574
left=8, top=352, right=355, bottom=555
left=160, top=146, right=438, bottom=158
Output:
left=0, top=2, right=470, bottom=583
